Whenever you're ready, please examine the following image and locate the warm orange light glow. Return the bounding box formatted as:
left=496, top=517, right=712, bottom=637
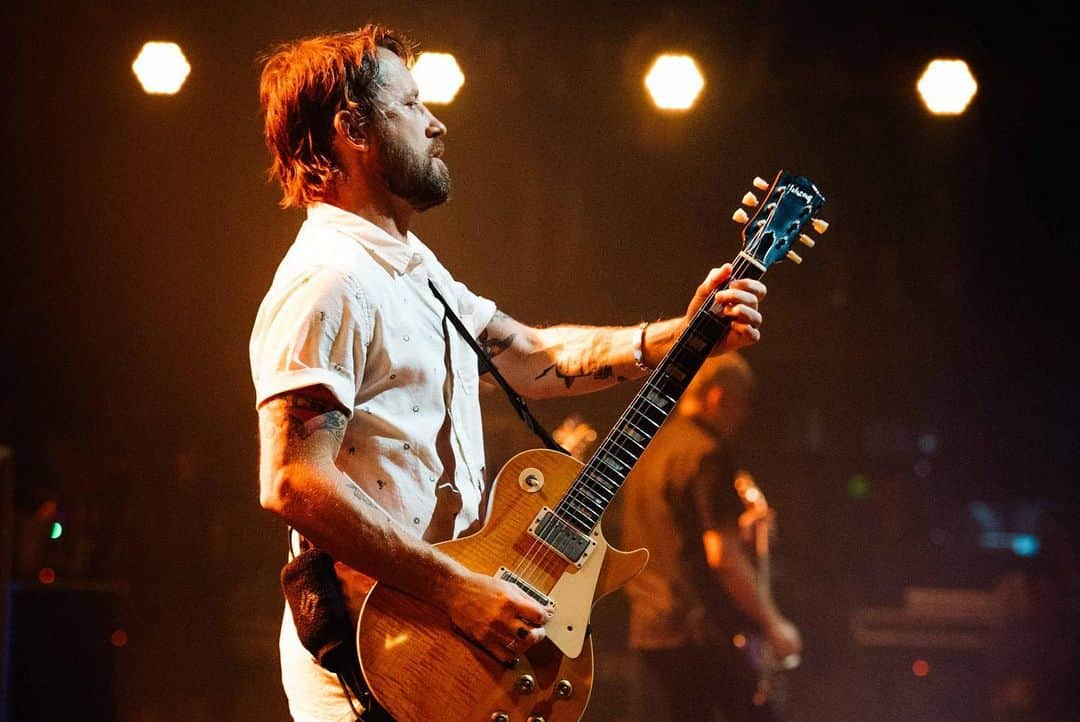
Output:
left=132, top=42, right=191, bottom=95
left=38, top=567, right=56, bottom=584
left=645, top=54, right=705, bottom=111
left=702, top=529, right=724, bottom=569
left=912, top=659, right=930, bottom=677
left=917, top=59, right=977, bottom=115
left=732, top=633, right=747, bottom=648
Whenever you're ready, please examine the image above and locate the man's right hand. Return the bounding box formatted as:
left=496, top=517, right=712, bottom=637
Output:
left=443, top=570, right=552, bottom=665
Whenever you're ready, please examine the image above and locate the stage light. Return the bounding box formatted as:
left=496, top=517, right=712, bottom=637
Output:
left=50, top=521, right=63, bottom=539
left=912, top=659, right=930, bottom=677
left=38, top=567, right=56, bottom=585
left=412, top=52, right=464, bottom=104
left=111, top=629, right=129, bottom=648
left=645, top=54, right=705, bottom=111
left=917, top=59, right=977, bottom=115
left=132, top=42, right=191, bottom=95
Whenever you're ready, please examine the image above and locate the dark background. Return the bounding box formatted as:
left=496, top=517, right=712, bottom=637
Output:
left=1, top=1, right=1075, bottom=720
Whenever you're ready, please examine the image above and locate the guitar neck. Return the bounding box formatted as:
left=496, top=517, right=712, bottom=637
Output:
left=555, top=257, right=766, bottom=533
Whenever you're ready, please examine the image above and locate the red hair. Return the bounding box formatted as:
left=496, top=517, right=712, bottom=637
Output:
left=258, top=25, right=415, bottom=208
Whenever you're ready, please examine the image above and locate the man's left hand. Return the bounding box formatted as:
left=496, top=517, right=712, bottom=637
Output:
left=685, top=263, right=767, bottom=354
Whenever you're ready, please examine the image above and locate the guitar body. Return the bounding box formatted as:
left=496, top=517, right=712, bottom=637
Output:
left=357, top=449, right=649, bottom=722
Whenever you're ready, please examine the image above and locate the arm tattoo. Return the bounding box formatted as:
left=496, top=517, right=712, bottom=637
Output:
left=278, top=392, right=348, bottom=442
left=477, top=310, right=515, bottom=375
left=478, top=329, right=517, bottom=360
left=535, top=363, right=615, bottom=389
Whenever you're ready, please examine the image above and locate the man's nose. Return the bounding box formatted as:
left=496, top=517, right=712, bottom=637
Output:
left=426, top=110, right=447, bottom=138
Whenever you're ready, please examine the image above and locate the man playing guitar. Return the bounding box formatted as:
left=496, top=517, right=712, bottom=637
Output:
left=250, top=24, right=766, bottom=721
left=621, top=353, right=802, bottom=722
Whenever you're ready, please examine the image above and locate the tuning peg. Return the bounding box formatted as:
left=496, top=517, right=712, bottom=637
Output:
left=732, top=208, right=749, bottom=224
left=798, top=233, right=816, bottom=248
left=753, top=176, right=769, bottom=190
left=785, top=250, right=803, bottom=264
left=812, top=218, right=830, bottom=234
left=741, top=192, right=759, bottom=207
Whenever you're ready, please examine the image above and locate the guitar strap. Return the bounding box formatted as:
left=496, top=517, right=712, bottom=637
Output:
left=427, top=278, right=569, bottom=455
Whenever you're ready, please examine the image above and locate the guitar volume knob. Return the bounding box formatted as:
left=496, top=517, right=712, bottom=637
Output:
left=516, top=674, right=536, bottom=693
left=555, top=679, right=573, bottom=698
left=527, top=717, right=546, bottom=722
left=491, top=714, right=510, bottom=722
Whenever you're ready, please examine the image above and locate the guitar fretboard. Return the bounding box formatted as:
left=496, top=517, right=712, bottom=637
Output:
left=555, top=260, right=766, bottom=533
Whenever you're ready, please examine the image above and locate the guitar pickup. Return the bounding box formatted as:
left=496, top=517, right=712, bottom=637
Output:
left=496, top=567, right=553, bottom=608
left=528, top=507, right=597, bottom=568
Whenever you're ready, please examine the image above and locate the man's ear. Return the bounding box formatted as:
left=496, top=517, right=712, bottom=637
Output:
left=333, top=109, right=368, bottom=150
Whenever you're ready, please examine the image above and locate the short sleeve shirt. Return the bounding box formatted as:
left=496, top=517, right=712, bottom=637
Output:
left=250, top=202, right=497, bottom=548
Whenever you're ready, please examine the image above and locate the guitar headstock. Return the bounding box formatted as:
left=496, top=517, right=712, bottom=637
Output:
left=732, top=171, right=827, bottom=270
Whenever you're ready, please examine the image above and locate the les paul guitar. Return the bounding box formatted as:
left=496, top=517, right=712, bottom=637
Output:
left=356, top=171, right=827, bottom=722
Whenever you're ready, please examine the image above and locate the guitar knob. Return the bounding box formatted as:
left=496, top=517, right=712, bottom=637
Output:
left=555, top=679, right=574, bottom=698
left=527, top=717, right=546, bottom=722
left=741, top=192, right=759, bottom=207
left=491, top=714, right=510, bottom=722
left=785, top=250, right=803, bottom=265
left=798, top=233, right=816, bottom=248
left=753, top=176, right=769, bottom=190
left=732, top=208, right=749, bottom=224
left=516, top=674, right=536, bottom=693
left=812, top=218, right=830, bottom=234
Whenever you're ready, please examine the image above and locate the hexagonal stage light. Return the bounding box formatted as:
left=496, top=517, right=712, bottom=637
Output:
left=412, top=52, right=465, bottom=104
left=132, top=42, right=191, bottom=95
left=917, top=59, right=977, bottom=115
left=645, top=54, right=705, bottom=111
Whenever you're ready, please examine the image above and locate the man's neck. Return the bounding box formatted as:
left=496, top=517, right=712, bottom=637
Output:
left=328, top=184, right=414, bottom=243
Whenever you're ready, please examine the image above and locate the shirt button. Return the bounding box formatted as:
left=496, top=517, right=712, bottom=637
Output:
left=413, top=517, right=421, bottom=525
left=412, top=405, right=420, bottom=412
left=403, top=443, right=410, bottom=450
left=403, top=335, right=410, bottom=342
left=389, top=373, right=396, bottom=380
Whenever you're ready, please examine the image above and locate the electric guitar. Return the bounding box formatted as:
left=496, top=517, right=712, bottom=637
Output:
left=733, top=470, right=799, bottom=709
left=356, top=171, right=827, bottom=722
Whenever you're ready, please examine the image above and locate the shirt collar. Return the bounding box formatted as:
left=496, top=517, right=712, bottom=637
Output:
left=306, top=202, right=423, bottom=274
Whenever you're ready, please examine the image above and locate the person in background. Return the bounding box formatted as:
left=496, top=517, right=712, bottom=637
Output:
left=622, top=352, right=801, bottom=722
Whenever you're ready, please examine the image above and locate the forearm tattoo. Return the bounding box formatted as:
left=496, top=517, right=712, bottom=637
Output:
left=535, top=363, right=615, bottom=389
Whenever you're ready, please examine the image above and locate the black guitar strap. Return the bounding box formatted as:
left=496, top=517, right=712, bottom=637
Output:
left=427, top=278, right=568, bottom=456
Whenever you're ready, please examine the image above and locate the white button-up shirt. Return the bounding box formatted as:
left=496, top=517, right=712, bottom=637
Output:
left=250, top=203, right=498, bottom=721
left=251, top=203, right=496, bottom=541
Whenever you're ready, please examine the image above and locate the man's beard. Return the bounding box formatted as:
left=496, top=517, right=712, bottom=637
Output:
left=378, top=134, right=451, bottom=212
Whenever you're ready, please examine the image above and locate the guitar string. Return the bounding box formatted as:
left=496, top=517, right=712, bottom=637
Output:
left=510, top=252, right=757, bottom=590
left=509, top=252, right=757, bottom=594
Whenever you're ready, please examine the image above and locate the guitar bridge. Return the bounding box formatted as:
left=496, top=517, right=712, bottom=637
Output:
left=496, top=567, right=553, bottom=608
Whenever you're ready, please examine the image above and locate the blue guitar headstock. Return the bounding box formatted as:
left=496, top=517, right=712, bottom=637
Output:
left=734, top=171, right=827, bottom=270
